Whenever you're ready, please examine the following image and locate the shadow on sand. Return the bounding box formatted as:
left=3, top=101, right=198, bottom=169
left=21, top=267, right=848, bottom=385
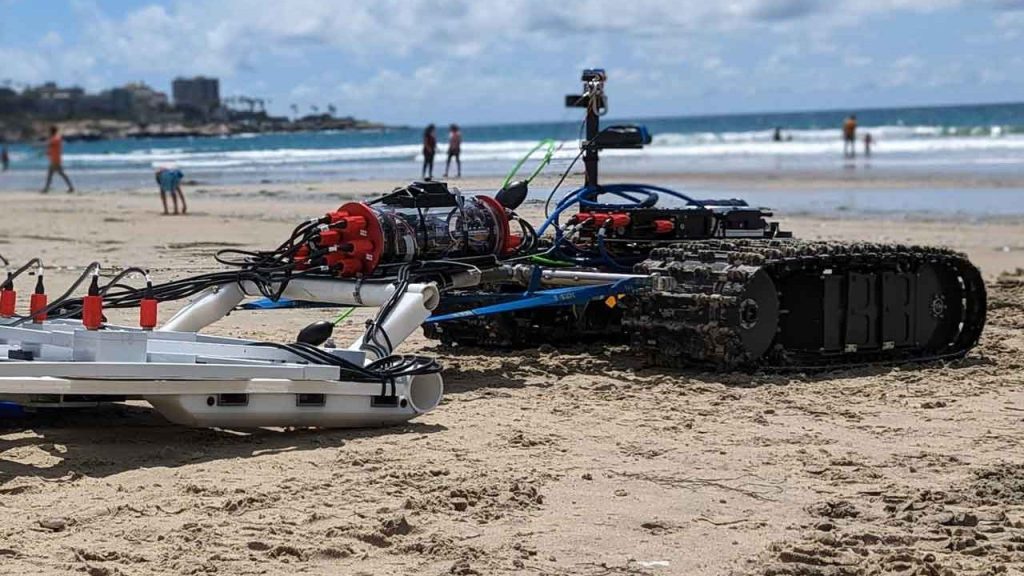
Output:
left=0, top=403, right=446, bottom=483
left=431, top=342, right=993, bottom=394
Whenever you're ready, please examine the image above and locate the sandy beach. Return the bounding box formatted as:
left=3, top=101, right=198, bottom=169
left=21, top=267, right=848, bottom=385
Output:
left=2, top=171, right=1024, bottom=575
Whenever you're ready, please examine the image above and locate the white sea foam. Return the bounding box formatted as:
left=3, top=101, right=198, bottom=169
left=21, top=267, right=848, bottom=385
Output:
left=59, top=125, right=1024, bottom=170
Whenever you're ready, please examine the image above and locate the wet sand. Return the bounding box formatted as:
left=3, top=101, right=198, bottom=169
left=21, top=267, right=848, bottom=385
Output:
left=1, top=176, right=1024, bottom=575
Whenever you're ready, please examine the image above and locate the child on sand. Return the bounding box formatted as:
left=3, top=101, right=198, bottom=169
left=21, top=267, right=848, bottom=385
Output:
left=155, top=167, right=187, bottom=215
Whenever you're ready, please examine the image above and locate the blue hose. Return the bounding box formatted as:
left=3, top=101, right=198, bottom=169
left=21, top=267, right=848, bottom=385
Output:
left=0, top=401, right=25, bottom=420
left=537, top=183, right=703, bottom=237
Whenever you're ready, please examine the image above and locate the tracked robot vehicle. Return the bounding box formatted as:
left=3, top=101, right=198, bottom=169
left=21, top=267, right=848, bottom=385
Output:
left=422, top=69, right=987, bottom=369
left=0, top=70, right=986, bottom=429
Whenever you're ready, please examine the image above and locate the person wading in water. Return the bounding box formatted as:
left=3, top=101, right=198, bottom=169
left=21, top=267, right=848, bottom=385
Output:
left=422, top=124, right=437, bottom=180
left=445, top=123, right=462, bottom=178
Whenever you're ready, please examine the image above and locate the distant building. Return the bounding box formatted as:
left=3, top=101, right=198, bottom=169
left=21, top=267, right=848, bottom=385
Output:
left=109, top=83, right=169, bottom=119
left=172, top=76, right=220, bottom=117
left=0, top=87, right=17, bottom=116
left=24, top=82, right=85, bottom=118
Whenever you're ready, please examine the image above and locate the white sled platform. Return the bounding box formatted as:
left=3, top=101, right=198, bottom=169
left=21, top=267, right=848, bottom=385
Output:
left=0, top=321, right=443, bottom=428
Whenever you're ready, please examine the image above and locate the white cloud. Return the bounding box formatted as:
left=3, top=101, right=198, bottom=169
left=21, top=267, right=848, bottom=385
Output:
left=39, top=31, right=63, bottom=49
left=51, top=0, right=1017, bottom=83
left=1, top=0, right=1022, bottom=121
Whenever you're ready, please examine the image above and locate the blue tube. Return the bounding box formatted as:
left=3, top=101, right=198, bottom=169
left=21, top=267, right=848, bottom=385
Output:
left=0, top=401, right=25, bottom=420
left=536, top=183, right=703, bottom=237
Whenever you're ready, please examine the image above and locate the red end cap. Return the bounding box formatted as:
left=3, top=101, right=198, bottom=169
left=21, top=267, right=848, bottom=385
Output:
left=30, top=293, right=47, bottom=323
left=294, top=245, right=311, bottom=270
left=609, top=213, right=631, bottom=228
left=82, top=295, right=103, bottom=330
left=653, top=219, right=675, bottom=234
left=317, top=229, right=343, bottom=247
left=140, top=298, right=158, bottom=330
left=326, top=210, right=349, bottom=224
left=341, top=216, right=366, bottom=236
left=336, top=203, right=384, bottom=276
left=476, top=195, right=516, bottom=255
left=0, top=289, right=16, bottom=318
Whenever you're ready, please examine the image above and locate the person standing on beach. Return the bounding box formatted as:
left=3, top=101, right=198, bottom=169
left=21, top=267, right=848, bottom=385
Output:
left=422, top=124, right=437, bottom=180
left=41, top=125, right=74, bottom=193
left=864, top=132, right=873, bottom=157
left=155, top=167, right=187, bottom=215
left=1, top=144, right=8, bottom=172
left=444, top=124, right=462, bottom=179
left=842, top=115, right=858, bottom=158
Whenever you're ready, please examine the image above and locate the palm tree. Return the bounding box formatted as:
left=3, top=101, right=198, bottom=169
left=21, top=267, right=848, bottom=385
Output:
left=290, top=103, right=298, bottom=119
left=327, top=104, right=337, bottom=117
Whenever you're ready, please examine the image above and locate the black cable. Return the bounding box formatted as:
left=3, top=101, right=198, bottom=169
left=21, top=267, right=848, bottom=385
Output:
left=7, top=258, right=42, bottom=284
left=99, top=267, right=148, bottom=296
left=9, top=262, right=101, bottom=326
left=544, top=148, right=585, bottom=219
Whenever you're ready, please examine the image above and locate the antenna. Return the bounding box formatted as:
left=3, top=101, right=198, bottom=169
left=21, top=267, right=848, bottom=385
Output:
left=565, top=69, right=607, bottom=187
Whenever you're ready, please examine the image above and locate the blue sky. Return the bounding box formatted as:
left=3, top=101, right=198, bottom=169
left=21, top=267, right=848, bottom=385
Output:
left=1, top=0, right=1023, bottom=124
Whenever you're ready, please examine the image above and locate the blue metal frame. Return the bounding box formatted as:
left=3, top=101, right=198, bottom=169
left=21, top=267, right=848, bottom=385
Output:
left=425, top=277, right=644, bottom=323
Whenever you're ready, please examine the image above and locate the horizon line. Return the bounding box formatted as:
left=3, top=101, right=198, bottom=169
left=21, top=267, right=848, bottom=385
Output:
left=455, top=99, right=1024, bottom=130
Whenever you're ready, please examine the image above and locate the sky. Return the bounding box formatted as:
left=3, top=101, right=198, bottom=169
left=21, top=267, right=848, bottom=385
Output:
left=0, top=0, right=1023, bottom=125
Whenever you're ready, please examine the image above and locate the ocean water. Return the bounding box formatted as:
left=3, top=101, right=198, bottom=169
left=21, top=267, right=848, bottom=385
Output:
left=1, top=101, right=1023, bottom=194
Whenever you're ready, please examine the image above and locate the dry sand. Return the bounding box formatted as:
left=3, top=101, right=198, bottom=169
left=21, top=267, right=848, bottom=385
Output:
left=1, top=175, right=1024, bottom=575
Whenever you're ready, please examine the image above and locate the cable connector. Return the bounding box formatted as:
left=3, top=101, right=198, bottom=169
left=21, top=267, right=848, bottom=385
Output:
left=0, top=272, right=15, bottom=318
left=82, top=269, right=103, bottom=330
left=30, top=273, right=47, bottom=323
left=140, top=273, right=157, bottom=330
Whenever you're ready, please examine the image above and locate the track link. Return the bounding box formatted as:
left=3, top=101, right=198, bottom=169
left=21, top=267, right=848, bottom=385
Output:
left=627, top=239, right=987, bottom=369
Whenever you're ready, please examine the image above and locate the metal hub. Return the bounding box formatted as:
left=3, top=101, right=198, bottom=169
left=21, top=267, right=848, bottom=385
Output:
left=930, top=294, right=947, bottom=319
left=740, top=298, right=760, bottom=329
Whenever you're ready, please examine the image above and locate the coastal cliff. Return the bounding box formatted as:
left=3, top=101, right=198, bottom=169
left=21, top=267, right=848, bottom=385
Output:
left=0, top=115, right=390, bottom=143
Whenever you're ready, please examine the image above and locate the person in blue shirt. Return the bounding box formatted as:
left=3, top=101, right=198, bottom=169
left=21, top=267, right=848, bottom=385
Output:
left=155, top=167, right=187, bottom=215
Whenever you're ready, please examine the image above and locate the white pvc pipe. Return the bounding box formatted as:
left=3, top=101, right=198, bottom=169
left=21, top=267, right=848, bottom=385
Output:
left=348, top=290, right=435, bottom=360
left=406, top=373, right=444, bottom=414
left=279, top=279, right=440, bottom=310
left=160, top=279, right=440, bottom=335
left=160, top=283, right=247, bottom=333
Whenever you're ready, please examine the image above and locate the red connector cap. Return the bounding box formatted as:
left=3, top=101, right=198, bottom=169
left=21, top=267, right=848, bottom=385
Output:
left=317, top=229, right=343, bottom=247
left=608, top=213, right=631, bottom=228
left=653, top=219, right=675, bottom=234
left=341, top=216, right=366, bottom=235
left=0, top=287, right=15, bottom=318
left=324, top=253, right=363, bottom=276
left=82, top=273, right=103, bottom=330
left=577, top=212, right=631, bottom=229
left=82, top=295, right=103, bottom=330
left=140, top=298, right=158, bottom=330
left=293, top=245, right=311, bottom=270
left=340, top=239, right=374, bottom=255
left=31, top=273, right=47, bottom=322
left=30, top=293, right=47, bottom=323
left=325, top=210, right=350, bottom=224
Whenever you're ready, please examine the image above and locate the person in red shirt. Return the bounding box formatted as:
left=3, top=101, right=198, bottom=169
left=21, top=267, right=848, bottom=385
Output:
left=444, top=124, right=462, bottom=179
left=842, top=115, right=857, bottom=158
left=422, top=124, right=437, bottom=180
left=42, top=125, right=74, bottom=193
